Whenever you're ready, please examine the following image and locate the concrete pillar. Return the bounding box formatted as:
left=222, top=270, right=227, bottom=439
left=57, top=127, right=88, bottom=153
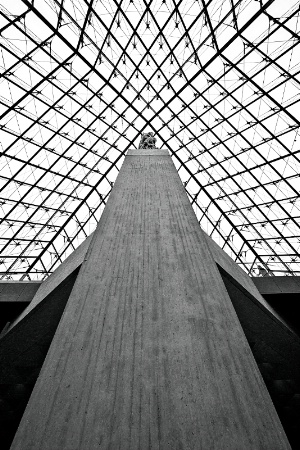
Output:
left=10, top=149, right=290, bottom=449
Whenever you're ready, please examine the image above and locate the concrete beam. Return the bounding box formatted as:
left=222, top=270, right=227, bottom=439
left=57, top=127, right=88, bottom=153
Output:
left=0, top=282, right=41, bottom=303
left=252, top=276, right=300, bottom=294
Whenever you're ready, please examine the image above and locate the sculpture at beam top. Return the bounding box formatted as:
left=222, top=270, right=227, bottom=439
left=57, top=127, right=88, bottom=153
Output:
left=138, top=132, right=157, bottom=149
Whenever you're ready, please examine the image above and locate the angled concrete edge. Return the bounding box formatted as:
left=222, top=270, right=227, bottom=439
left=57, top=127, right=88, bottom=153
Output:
left=3, top=226, right=299, bottom=384
left=203, top=233, right=300, bottom=377
left=0, top=271, right=79, bottom=383
left=7, top=228, right=298, bottom=345
left=0, top=235, right=94, bottom=383
left=11, top=234, right=93, bottom=329
left=203, top=232, right=295, bottom=331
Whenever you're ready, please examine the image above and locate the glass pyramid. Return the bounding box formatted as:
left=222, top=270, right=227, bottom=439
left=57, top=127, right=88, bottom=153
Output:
left=0, top=0, right=299, bottom=279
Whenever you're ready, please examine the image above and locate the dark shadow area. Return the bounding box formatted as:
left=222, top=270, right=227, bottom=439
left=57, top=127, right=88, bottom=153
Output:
left=0, top=383, right=33, bottom=449
left=262, top=293, right=300, bottom=336
left=0, top=303, right=29, bottom=337
left=0, top=269, right=79, bottom=449
left=219, top=267, right=300, bottom=450
left=2, top=263, right=300, bottom=449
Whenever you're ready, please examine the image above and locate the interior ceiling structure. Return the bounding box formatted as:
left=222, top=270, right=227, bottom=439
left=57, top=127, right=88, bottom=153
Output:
left=0, top=0, right=299, bottom=280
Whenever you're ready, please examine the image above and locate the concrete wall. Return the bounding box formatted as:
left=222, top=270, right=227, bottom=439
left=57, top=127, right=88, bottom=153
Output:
left=11, top=149, right=290, bottom=450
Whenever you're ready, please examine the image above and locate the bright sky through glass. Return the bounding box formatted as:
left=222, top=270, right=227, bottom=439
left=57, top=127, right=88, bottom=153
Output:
left=0, top=0, right=300, bottom=279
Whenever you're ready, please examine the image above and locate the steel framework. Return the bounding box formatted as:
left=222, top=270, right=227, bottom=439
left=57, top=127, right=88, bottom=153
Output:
left=0, top=0, right=299, bottom=279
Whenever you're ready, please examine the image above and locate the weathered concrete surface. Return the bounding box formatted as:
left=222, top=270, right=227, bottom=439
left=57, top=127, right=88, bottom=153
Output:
left=0, top=282, right=41, bottom=303
left=11, top=149, right=290, bottom=450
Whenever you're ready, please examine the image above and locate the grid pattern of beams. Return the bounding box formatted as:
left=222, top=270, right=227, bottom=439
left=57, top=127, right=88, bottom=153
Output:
left=0, top=0, right=300, bottom=279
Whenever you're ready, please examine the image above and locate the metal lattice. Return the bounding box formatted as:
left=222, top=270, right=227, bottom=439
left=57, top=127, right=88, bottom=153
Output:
left=0, top=0, right=300, bottom=279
